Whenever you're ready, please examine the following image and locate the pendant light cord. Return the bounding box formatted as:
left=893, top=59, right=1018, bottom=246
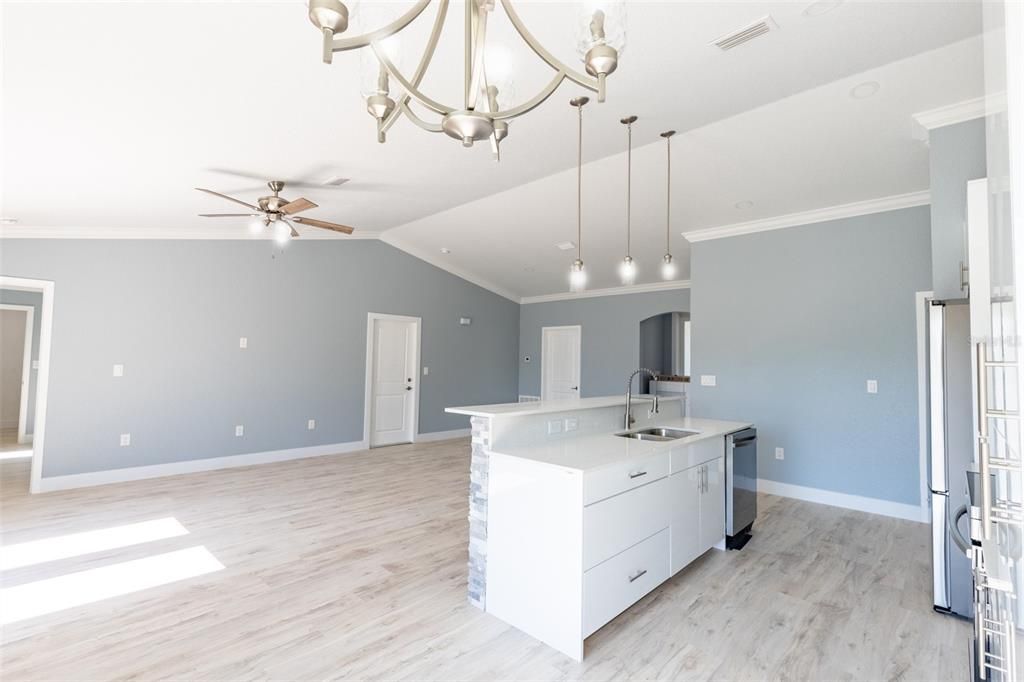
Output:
left=665, top=134, right=671, bottom=253
left=626, top=122, right=632, bottom=258
left=577, top=104, right=583, bottom=262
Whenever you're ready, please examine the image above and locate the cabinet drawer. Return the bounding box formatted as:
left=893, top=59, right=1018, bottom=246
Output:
left=584, top=451, right=669, bottom=505
left=670, top=437, right=723, bottom=474
left=583, top=476, right=670, bottom=570
left=583, top=528, right=669, bottom=638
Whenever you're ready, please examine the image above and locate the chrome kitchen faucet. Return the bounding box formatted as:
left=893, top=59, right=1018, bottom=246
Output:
left=624, top=368, right=660, bottom=429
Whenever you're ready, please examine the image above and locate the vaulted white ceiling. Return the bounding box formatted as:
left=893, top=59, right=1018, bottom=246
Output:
left=2, top=1, right=985, bottom=297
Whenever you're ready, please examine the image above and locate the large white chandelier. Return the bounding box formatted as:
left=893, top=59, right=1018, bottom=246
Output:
left=308, top=0, right=625, bottom=157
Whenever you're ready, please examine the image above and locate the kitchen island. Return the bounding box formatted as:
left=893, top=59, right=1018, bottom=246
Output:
left=446, top=395, right=751, bottom=660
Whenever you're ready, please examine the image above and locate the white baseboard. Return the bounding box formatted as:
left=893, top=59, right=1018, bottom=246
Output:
left=758, top=478, right=928, bottom=523
left=36, top=440, right=369, bottom=493
left=415, top=428, right=471, bottom=443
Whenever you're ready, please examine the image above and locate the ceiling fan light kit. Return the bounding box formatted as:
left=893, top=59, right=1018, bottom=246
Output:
left=195, top=181, right=356, bottom=241
left=308, top=0, right=624, bottom=158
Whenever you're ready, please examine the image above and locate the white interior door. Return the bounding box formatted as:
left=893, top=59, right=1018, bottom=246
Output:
left=369, top=317, right=419, bottom=447
left=541, top=326, right=581, bottom=401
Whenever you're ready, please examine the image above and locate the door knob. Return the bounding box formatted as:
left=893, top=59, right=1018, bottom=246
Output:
left=571, top=386, right=579, bottom=390
left=405, top=386, right=412, bottom=391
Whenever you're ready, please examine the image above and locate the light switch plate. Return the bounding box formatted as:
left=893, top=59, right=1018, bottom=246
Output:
left=422, top=367, right=429, bottom=376
left=700, top=375, right=717, bottom=387
left=307, top=419, right=316, bottom=430
left=120, top=433, right=131, bottom=447
left=547, top=419, right=563, bottom=435
left=235, top=425, right=244, bottom=437
left=112, top=364, right=124, bottom=377
left=32, top=360, right=39, bottom=370
left=867, top=379, right=878, bottom=394
left=239, top=337, right=248, bottom=349
left=775, top=447, right=784, bottom=460
left=564, top=417, right=579, bottom=432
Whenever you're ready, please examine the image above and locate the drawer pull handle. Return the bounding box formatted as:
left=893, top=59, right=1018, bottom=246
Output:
left=628, top=569, right=647, bottom=583
left=628, top=470, right=647, bottom=479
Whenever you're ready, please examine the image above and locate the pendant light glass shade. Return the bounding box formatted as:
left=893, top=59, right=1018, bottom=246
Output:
left=568, top=97, right=589, bottom=292
left=619, top=115, right=637, bottom=285
left=660, top=130, right=676, bottom=280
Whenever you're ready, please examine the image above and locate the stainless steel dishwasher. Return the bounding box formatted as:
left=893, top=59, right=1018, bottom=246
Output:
left=726, top=428, right=757, bottom=550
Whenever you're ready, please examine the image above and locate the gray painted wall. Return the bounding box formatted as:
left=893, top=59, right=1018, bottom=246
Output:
left=0, top=288, right=42, bottom=434
left=519, top=288, right=691, bottom=397
left=929, top=118, right=987, bottom=300
left=689, top=205, right=931, bottom=506
left=0, top=239, right=519, bottom=478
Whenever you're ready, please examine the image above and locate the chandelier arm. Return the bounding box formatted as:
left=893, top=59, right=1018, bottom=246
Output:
left=395, top=100, right=445, bottom=133
left=381, top=0, right=450, bottom=132
left=329, top=0, right=432, bottom=54
left=371, top=43, right=455, bottom=115
left=498, top=0, right=602, bottom=96
left=489, top=72, right=564, bottom=120
left=466, top=3, right=490, bottom=111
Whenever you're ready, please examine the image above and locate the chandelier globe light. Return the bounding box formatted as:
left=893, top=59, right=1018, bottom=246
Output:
left=308, top=0, right=625, bottom=158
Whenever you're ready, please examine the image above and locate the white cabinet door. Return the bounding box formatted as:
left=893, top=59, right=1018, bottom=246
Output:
left=700, top=457, right=726, bottom=552
left=669, top=465, right=702, bottom=575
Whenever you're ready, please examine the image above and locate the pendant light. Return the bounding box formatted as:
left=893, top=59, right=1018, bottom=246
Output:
left=660, top=130, right=677, bottom=280
left=619, top=115, right=637, bottom=285
left=569, top=96, right=590, bottom=292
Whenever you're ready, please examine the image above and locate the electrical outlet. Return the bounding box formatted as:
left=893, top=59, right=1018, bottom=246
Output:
left=866, top=379, right=878, bottom=394
left=564, top=417, right=579, bottom=432
left=700, top=375, right=717, bottom=387
left=120, top=433, right=131, bottom=447
left=235, top=425, right=244, bottom=437
left=239, top=337, right=248, bottom=349
left=307, top=419, right=316, bottom=430
left=775, top=447, right=784, bottom=460
left=112, top=364, right=124, bottom=377
left=547, top=419, right=563, bottom=435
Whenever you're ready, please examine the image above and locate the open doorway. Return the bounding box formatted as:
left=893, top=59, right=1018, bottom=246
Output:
left=638, top=311, right=690, bottom=394
left=0, top=276, right=54, bottom=493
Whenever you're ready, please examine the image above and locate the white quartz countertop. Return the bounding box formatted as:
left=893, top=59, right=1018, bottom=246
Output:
left=445, top=394, right=679, bottom=418
left=490, top=416, right=752, bottom=473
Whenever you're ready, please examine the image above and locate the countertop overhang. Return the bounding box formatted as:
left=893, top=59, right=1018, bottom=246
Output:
left=445, top=394, right=680, bottom=419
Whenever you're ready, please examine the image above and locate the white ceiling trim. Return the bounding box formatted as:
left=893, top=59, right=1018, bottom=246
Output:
left=377, top=233, right=521, bottom=303
left=683, top=190, right=931, bottom=243
left=520, top=280, right=692, bottom=305
left=0, top=226, right=381, bottom=240
left=911, top=95, right=987, bottom=138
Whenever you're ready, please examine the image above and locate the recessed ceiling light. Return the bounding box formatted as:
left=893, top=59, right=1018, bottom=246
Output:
left=523, top=267, right=535, bottom=272
left=0, top=218, right=17, bottom=224
left=850, top=81, right=880, bottom=99
left=555, top=241, right=576, bottom=251
left=440, top=247, right=451, bottom=254
left=735, top=200, right=754, bottom=209
left=802, top=0, right=843, bottom=17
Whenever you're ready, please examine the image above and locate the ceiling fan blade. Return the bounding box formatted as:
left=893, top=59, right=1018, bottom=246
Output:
left=198, top=213, right=260, bottom=217
left=292, top=216, right=355, bottom=234
left=195, top=187, right=258, bottom=210
left=283, top=219, right=300, bottom=238
left=280, top=198, right=317, bottom=215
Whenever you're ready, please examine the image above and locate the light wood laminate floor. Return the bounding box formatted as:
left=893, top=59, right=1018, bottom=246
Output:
left=1, top=438, right=969, bottom=680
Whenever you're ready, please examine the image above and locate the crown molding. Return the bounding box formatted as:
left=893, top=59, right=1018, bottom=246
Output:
left=917, top=95, right=987, bottom=139
left=520, top=279, right=691, bottom=305
left=683, top=190, right=931, bottom=244
left=0, top=226, right=381, bottom=240
left=377, top=233, right=521, bottom=303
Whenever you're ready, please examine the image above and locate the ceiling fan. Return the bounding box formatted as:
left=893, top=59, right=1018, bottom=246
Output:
left=195, top=180, right=355, bottom=243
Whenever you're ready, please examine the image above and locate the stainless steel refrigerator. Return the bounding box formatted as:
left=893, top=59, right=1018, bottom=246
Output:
left=928, top=300, right=976, bottom=617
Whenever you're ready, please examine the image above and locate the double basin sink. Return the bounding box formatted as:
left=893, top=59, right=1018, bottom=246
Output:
left=615, top=427, right=700, bottom=442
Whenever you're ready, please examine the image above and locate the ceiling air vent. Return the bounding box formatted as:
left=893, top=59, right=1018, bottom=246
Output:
left=711, top=16, right=778, bottom=51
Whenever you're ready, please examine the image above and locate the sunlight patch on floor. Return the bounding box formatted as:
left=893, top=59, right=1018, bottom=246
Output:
left=0, top=546, right=224, bottom=625
left=0, top=517, right=189, bottom=570
left=0, top=450, right=32, bottom=460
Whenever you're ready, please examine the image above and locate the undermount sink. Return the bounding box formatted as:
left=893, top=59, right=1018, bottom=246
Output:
left=615, top=427, right=700, bottom=442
